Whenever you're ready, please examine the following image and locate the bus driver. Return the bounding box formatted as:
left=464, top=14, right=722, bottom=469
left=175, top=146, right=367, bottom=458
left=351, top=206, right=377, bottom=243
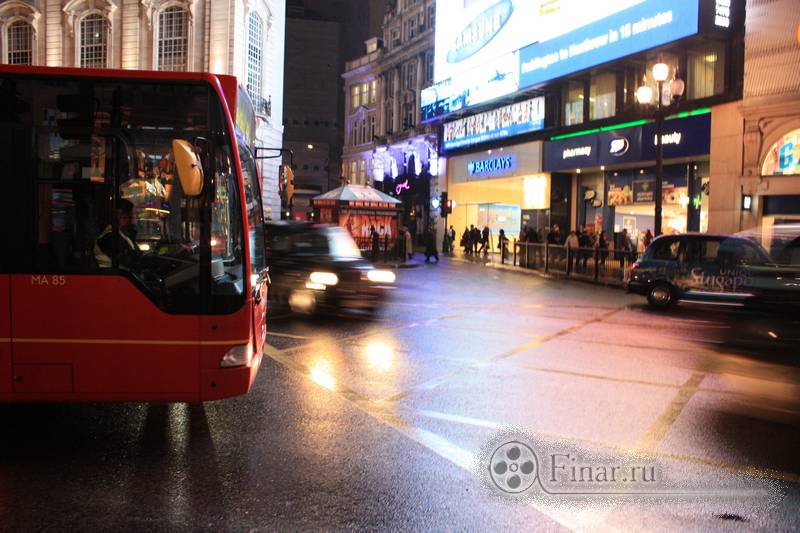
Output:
left=94, top=199, right=141, bottom=268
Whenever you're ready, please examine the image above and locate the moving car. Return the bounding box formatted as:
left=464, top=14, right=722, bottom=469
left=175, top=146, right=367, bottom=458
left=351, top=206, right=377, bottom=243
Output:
left=265, top=222, right=396, bottom=314
left=628, top=233, right=800, bottom=310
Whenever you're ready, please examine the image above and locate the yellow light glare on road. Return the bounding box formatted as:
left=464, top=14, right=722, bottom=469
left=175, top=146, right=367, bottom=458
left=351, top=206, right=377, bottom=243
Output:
left=310, top=361, right=336, bottom=390
left=366, top=342, right=394, bottom=372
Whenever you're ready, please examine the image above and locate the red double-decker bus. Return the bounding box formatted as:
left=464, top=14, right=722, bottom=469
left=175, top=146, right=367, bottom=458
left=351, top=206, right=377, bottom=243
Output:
left=0, top=65, right=269, bottom=402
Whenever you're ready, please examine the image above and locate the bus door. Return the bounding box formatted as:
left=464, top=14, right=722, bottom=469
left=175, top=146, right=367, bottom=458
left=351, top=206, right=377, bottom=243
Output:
left=240, top=144, right=268, bottom=358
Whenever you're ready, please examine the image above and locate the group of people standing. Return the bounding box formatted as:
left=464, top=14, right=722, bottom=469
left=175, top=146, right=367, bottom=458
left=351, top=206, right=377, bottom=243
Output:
left=517, top=223, right=654, bottom=273
left=460, top=225, right=510, bottom=259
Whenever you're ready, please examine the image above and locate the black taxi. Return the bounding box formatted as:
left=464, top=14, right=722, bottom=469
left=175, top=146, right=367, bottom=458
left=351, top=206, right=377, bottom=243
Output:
left=628, top=233, right=800, bottom=311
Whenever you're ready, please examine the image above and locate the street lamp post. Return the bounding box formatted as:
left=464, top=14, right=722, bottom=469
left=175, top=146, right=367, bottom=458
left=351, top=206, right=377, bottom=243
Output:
left=637, top=60, right=684, bottom=236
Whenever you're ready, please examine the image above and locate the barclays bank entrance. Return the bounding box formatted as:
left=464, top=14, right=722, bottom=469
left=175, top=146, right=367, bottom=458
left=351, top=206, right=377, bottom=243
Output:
left=446, top=140, right=563, bottom=243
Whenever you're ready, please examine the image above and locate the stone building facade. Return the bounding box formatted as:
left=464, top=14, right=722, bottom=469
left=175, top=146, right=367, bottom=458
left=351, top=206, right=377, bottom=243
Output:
left=0, top=0, right=285, bottom=219
left=342, top=0, right=439, bottom=239
left=709, top=0, right=800, bottom=235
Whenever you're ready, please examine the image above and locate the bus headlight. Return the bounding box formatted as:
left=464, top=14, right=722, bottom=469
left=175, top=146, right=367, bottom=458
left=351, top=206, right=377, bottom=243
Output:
left=367, top=269, right=396, bottom=284
left=220, top=344, right=251, bottom=367
left=309, top=272, right=339, bottom=286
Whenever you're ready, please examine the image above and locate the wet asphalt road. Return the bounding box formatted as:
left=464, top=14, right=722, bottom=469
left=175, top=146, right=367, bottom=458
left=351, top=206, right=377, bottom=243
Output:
left=2, top=258, right=800, bottom=531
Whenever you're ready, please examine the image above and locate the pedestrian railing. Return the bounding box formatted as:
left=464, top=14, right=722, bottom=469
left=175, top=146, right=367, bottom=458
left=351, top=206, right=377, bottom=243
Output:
left=353, top=235, right=404, bottom=263
left=513, top=241, right=644, bottom=285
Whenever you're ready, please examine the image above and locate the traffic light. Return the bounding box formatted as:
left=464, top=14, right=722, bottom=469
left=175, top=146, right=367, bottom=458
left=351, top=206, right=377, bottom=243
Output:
left=440, top=191, right=448, bottom=218
left=282, top=164, right=295, bottom=202
left=446, top=199, right=453, bottom=214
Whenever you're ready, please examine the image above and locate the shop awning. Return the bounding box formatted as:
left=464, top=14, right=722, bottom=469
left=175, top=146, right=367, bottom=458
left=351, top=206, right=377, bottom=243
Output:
left=312, top=184, right=402, bottom=205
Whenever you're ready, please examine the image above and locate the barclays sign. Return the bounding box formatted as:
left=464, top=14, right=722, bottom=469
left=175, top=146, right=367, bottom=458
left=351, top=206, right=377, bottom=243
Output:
left=468, top=155, right=515, bottom=175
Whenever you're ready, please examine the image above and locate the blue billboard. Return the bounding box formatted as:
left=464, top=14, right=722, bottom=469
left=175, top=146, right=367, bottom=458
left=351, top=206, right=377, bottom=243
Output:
left=422, top=0, right=701, bottom=123
left=442, top=96, right=544, bottom=151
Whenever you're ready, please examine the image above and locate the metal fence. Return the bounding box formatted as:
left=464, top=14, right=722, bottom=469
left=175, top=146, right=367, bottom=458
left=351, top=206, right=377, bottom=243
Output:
left=513, top=241, right=644, bottom=285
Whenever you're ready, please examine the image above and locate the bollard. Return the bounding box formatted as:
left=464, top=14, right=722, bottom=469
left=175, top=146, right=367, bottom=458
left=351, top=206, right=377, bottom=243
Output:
left=513, top=239, right=517, bottom=266
left=544, top=243, right=550, bottom=274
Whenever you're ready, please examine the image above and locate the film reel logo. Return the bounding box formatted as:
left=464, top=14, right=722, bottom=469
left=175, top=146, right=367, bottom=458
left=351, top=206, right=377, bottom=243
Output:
left=488, top=441, right=538, bottom=494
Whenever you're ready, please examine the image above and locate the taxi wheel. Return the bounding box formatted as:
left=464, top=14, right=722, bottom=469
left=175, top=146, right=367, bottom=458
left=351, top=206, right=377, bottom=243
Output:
left=647, top=282, right=675, bottom=310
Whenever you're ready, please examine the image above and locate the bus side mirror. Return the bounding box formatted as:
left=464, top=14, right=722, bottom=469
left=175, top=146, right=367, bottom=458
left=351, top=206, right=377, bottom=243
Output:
left=172, top=139, right=204, bottom=196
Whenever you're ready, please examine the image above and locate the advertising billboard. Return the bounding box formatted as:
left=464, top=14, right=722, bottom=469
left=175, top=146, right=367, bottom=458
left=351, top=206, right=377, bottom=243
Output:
left=442, top=96, right=544, bottom=150
left=423, top=0, right=701, bottom=122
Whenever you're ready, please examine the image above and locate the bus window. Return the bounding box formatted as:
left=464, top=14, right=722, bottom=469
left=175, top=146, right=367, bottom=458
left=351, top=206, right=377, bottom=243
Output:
left=2, top=74, right=248, bottom=314
left=239, top=144, right=266, bottom=279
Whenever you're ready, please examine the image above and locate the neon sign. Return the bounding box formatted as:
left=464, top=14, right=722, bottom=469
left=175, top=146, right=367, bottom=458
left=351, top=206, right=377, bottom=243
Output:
left=467, top=155, right=514, bottom=175
left=396, top=179, right=410, bottom=194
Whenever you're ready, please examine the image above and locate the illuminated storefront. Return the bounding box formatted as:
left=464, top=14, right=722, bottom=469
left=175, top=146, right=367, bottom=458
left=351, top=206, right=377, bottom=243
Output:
left=746, top=128, right=800, bottom=256
left=446, top=141, right=548, bottom=242
left=542, top=112, right=711, bottom=242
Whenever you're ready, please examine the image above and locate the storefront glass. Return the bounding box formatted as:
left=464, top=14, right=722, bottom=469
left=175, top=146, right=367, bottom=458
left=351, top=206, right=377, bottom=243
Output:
left=607, top=164, right=693, bottom=246
left=578, top=172, right=604, bottom=233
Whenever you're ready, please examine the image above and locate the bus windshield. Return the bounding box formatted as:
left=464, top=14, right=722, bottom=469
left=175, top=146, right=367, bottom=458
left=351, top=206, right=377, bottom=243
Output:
left=2, top=74, right=246, bottom=314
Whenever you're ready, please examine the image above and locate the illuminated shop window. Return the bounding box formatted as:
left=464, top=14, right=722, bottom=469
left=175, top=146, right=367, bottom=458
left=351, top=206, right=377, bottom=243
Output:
left=563, top=81, right=584, bottom=126
left=7, top=21, right=33, bottom=65
left=157, top=7, right=188, bottom=71
left=80, top=14, right=108, bottom=68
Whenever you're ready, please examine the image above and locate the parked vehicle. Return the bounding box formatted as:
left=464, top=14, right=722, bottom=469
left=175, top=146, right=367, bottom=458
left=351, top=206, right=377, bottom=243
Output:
left=628, top=233, right=800, bottom=311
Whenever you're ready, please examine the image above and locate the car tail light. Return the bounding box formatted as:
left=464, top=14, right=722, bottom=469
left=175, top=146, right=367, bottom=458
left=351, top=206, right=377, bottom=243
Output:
left=220, top=344, right=252, bottom=367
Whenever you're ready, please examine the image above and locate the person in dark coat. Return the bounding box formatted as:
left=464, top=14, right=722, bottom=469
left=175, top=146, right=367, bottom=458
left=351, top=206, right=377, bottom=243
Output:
left=370, top=226, right=380, bottom=262
left=461, top=227, right=471, bottom=255
left=470, top=225, right=481, bottom=254
left=424, top=228, right=439, bottom=263
left=479, top=226, right=490, bottom=254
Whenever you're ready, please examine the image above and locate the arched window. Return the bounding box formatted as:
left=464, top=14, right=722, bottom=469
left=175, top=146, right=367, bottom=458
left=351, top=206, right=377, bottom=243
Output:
left=79, top=14, right=108, bottom=68
left=7, top=20, right=33, bottom=65
left=246, top=13, right=264, bottom=111
left=157, top=6, right=188, bottom=71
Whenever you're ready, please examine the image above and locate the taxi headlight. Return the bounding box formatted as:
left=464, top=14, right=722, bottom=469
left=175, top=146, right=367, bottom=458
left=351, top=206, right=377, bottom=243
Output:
left=367, top=269, right=396, bottom=284
left=309, top=272, right=339, bottom=286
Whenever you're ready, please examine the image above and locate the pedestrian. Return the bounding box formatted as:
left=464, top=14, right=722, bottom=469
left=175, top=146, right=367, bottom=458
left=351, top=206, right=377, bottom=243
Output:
left=619, top=228, right=634, bottom=266
left=470, top=224, right=481, bottom=255
left=547, top=223, right=562, bottom=245
left=595, top=230, right=609, bottom=266
left=479, top=225, right=490, bottom=254
left=643, top=229, right=653, bottom=250
left=370, top=226, right=380, bottom=262
left=498, top=229, right=509, bottom=260
left=448, top=225, right=456, bottom=255
left=566, top=230, right=580, bottom=274
left=424, top=228, right=439, bottom=263
left=461, top=227, right=471, bottom=255
left=577, top=225, right=591, bottom=272
left=404, top=227, right=414, bottom=261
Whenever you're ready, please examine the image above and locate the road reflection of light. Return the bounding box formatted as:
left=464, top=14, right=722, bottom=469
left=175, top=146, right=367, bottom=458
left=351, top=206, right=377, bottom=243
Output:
left=365, top=342, right=394, bottom=372
left=309, top=359, right=337, bottom=390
